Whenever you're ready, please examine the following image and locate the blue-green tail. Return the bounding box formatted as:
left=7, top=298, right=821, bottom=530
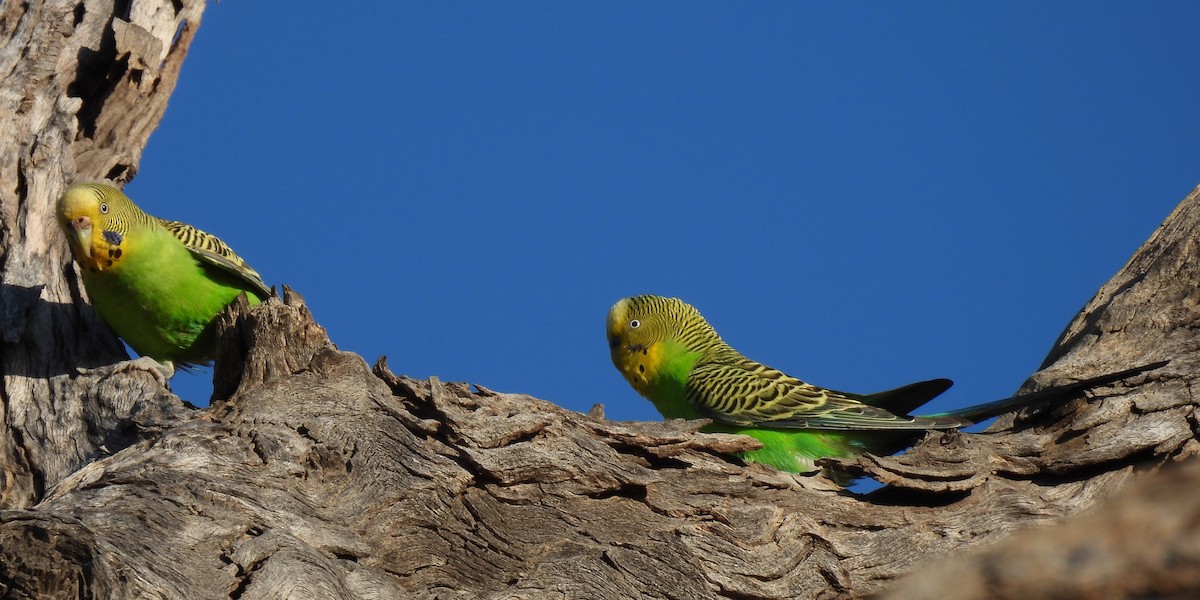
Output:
left=931, top=360, right=1168, bottom=424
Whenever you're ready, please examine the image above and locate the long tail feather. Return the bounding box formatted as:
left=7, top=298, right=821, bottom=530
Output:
left=859, top=379, right=954, bottom=415
left=932, top=360, right=1168, bottom=424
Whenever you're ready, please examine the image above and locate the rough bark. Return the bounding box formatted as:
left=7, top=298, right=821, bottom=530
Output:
left=883, top=457, right=1200, bottom=600
left=2, top=2, right=1198, bottom=599
left=0, top=200, right=1190, bottom=598
left=0, top=0, right=202, bottom=510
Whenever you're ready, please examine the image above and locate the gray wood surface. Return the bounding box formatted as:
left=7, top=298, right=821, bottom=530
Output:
left=0, top=0, right=202, bottom=511
left=1, top=2, right=1194, bottom=598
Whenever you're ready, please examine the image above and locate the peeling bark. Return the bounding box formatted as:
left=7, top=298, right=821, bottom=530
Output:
left=1, top=2, right=1196, bottom=598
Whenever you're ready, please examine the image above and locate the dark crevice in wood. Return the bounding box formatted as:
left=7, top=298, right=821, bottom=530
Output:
left=452, top=448, right=503, bottom=488
left=227, top=556, right=265, bottom=600
left=13, top=154, right=26, bottom=209
left=112, top=0, right=131, bottom=21
left=3, top=2, right=1199, bottom=596
left=103, top=162, right=131, bottom=182
left=7, top=428, right=42, bottom=501
left=861, top=485, right=972, bottom=507
left=607, top=442, right=698, bottom=471
left=71, top=31, right=125, bottom=141
left=1024, top=448, right=1165, bottom=487
left=584, top=483, right=649, bottom=502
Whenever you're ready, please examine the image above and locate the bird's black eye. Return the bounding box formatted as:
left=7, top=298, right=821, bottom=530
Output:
left=99, top=203, right=108, bottom=214
left=629, top=319, right=640, bottom=329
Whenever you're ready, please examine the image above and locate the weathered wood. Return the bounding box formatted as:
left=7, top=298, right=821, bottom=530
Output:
left=2, top=206, right=1192, bottom=597
left=1, top=2, right=1197, bottom=598
left=882, top=458, right=1200, bottom=600
left=0, top=0, right=203, bottom=509
left=871, top=189, right=1200, bottom=599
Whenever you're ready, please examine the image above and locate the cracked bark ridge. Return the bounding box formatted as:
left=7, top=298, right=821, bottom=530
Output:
left=1, top=0, right=1196, bottom=596
left=0, top=0, right=206, bottom=509
left=0, top=180, right=1194, bottom=598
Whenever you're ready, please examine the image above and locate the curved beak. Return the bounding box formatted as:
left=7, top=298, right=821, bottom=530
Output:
left=70, top=216, right=93, bottom=258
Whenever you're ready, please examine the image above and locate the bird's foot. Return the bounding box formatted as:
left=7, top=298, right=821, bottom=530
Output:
left=77, top=356, right=175, bottom=387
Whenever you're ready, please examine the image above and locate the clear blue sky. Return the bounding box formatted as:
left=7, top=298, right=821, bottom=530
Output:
left=130, top=3, right=1198, bottom=423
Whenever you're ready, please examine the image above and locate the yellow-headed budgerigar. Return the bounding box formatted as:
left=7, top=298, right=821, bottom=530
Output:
left=607, top=294, right=1164, bottom=478
left=57, top=183, right=270, bottom=379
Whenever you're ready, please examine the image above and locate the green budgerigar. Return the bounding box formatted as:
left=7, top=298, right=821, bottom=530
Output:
left=57, top=183, right=270, bottom=378
left=607, top=294, right=1164, bottom=478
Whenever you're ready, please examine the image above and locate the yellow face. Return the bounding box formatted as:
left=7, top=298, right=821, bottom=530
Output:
left=56, top=184, right=128, bottom=273
left=606, top=297, right=669, bottom=397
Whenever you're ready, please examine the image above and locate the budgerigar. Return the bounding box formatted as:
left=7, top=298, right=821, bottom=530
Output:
left=607, top=294, right=1165, bottom=478
left=57, top=183, right=270, bottom=378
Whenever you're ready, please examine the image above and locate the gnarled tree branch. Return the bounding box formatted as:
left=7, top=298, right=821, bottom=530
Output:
left=0, top=0, right=202, bottom=510
left=0, top=2, right=1194, bottom=598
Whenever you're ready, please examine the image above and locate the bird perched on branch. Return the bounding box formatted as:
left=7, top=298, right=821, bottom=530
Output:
left=606, top=294, right=1165, bottom=480
left=56, top=182, right=270, bottom=380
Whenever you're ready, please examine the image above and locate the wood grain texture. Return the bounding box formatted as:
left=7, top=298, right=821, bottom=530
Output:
left=883, top=457, right=1200, bottom=600
left=2, top=232, right=1190, bottom=598
left=0, top=0, right=204, bottom=509
left=2, top=1, right=1197, bottom=597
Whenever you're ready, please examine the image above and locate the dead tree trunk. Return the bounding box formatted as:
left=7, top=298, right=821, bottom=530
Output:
left=0, top=0, right=202, bottom=510
left=1, top=2, right=1196, bottom=598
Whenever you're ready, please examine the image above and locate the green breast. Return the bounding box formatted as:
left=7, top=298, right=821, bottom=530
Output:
left=82, top=227, right=262, bottom=365
left=642, top=340, right=706, bottom=420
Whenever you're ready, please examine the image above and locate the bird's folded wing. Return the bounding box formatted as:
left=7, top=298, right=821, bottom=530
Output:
left=686, top=362, right=945, bottom=431
left=160, top=220, right=271, bottom=298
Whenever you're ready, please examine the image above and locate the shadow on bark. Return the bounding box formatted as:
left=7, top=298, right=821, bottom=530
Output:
left=2, top=184, right=1194, bottom=597
left=0, top=1, right=1196, bottom=597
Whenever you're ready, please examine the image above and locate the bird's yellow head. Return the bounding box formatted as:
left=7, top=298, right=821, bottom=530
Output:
left=607, top=295, right=716, bottom=396
left=56, top=183, right=141, bottom=273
